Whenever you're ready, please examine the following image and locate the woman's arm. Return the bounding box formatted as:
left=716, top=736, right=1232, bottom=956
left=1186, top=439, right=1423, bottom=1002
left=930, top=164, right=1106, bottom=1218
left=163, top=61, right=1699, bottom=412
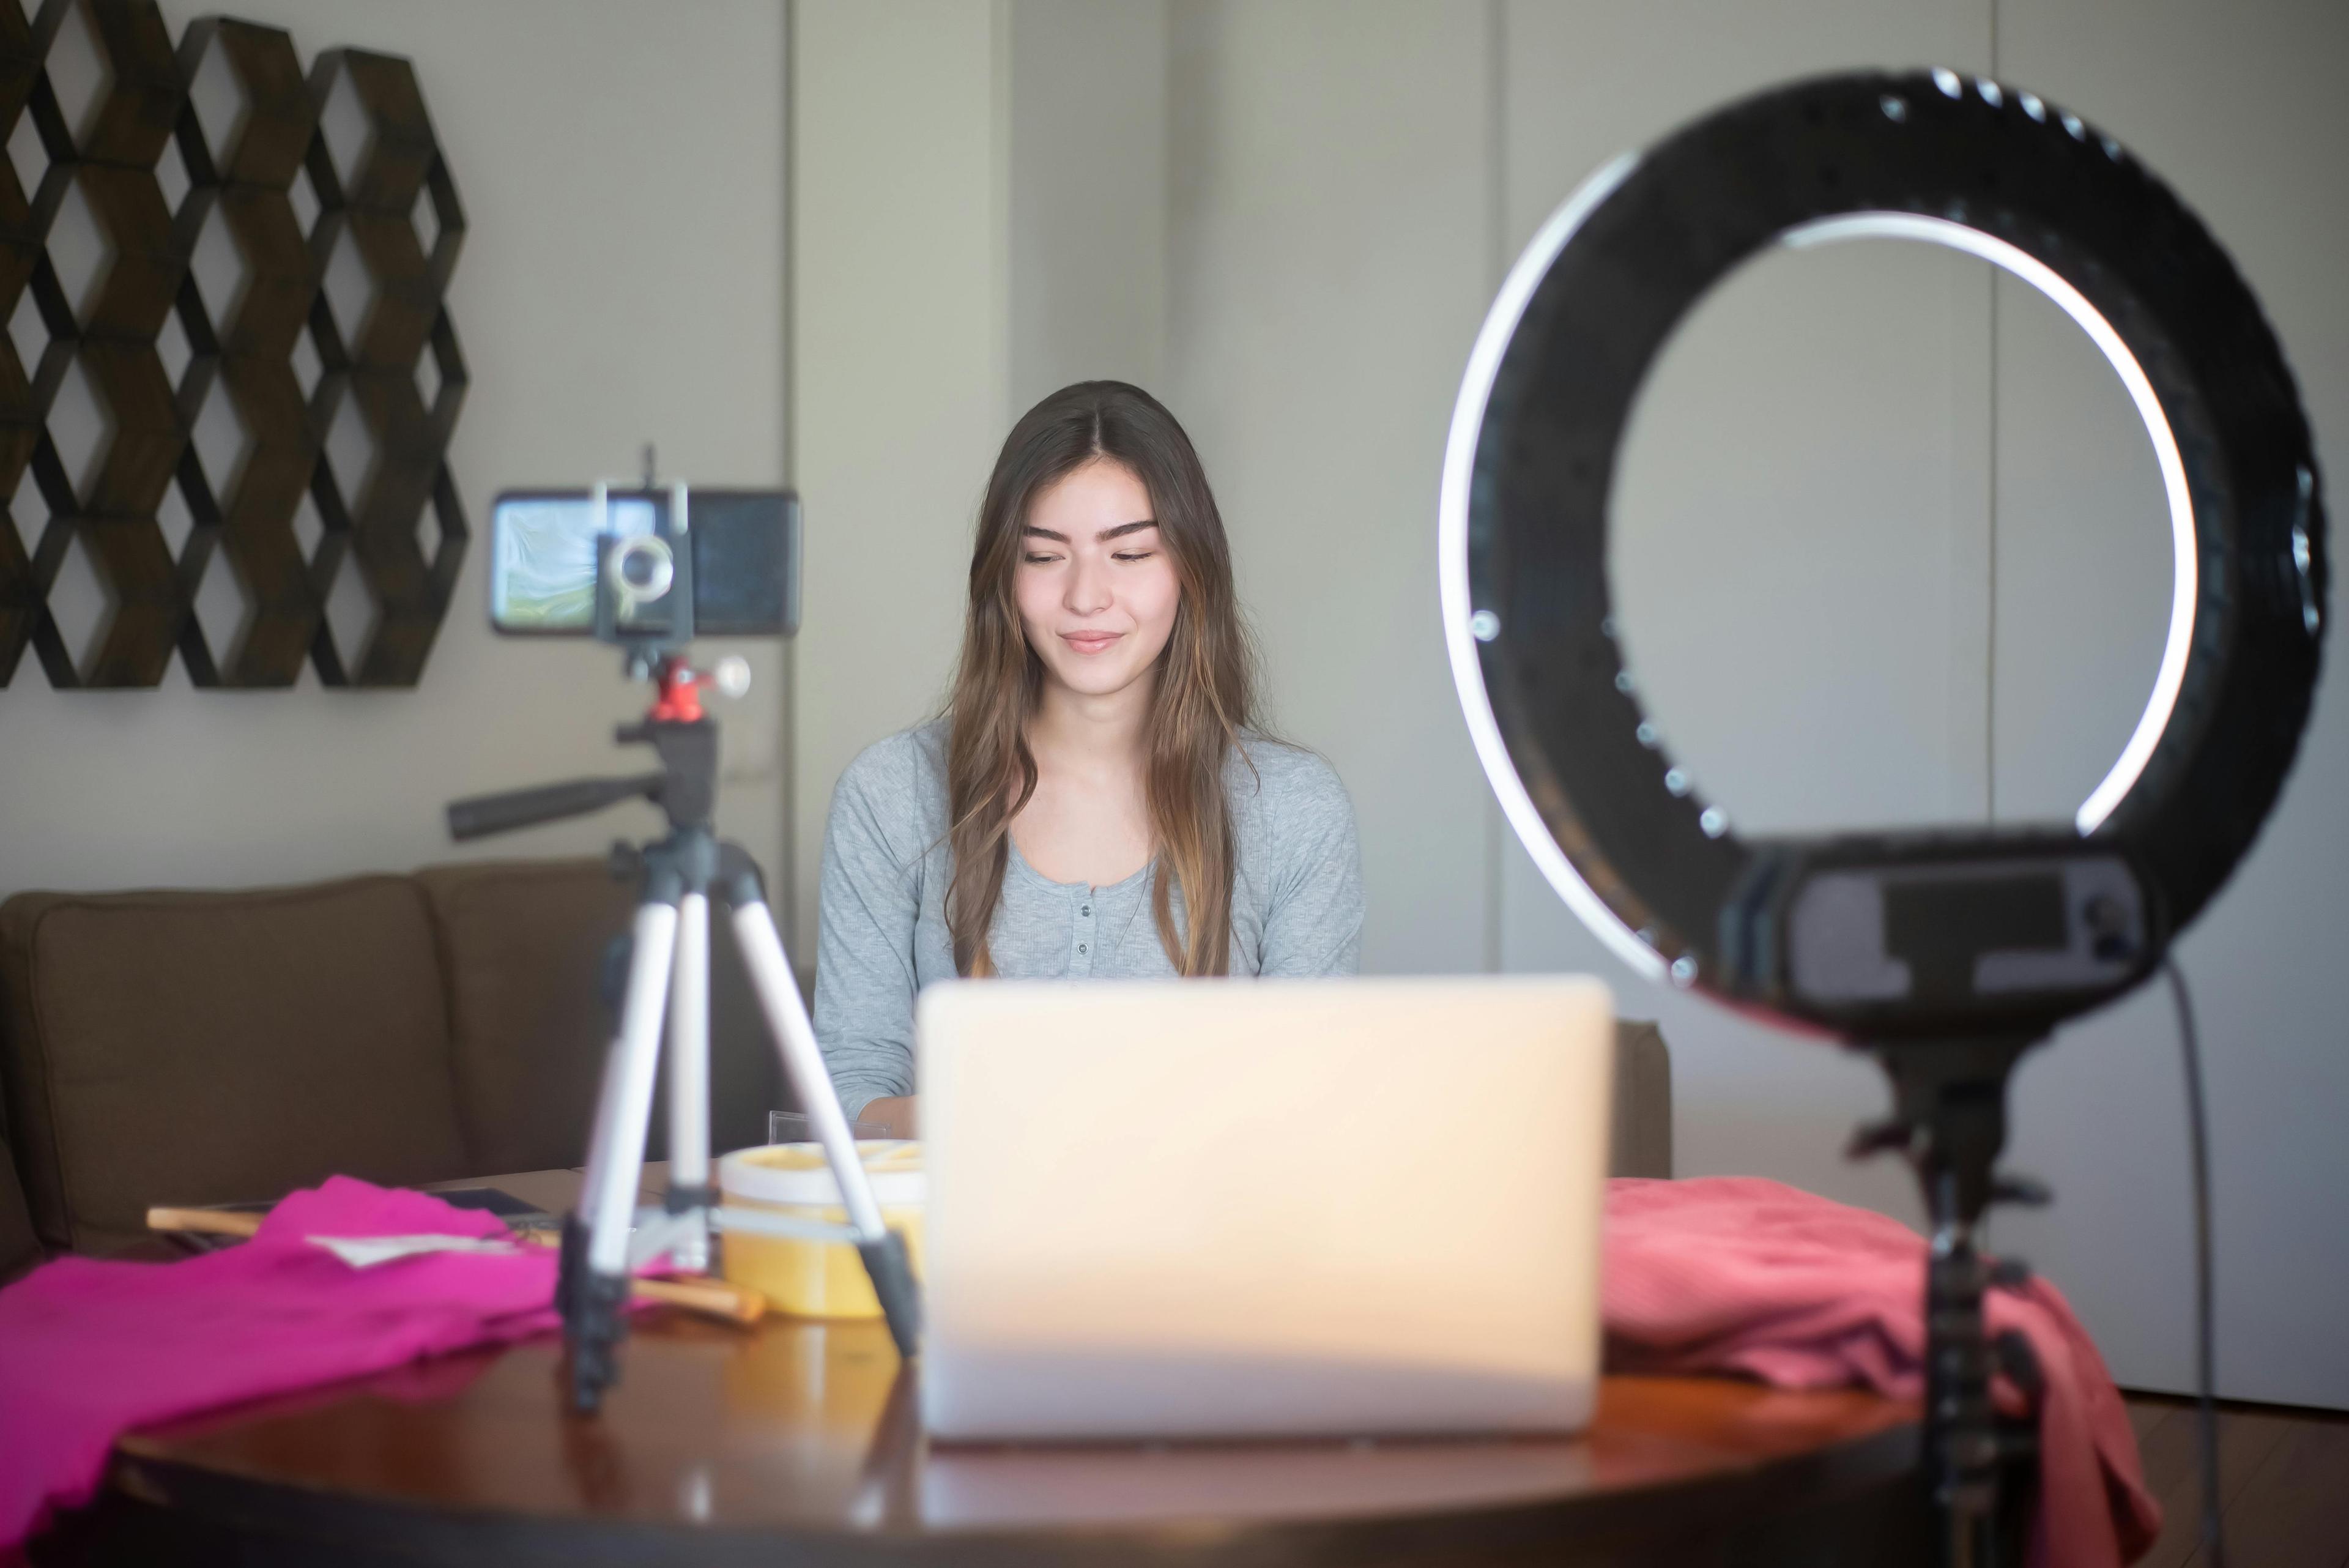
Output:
left=856, top=1094, right=918, bottom=1138
left=811, top=745, right=926, bottom=1121
left=1256, top=753, right=1365, bottom=977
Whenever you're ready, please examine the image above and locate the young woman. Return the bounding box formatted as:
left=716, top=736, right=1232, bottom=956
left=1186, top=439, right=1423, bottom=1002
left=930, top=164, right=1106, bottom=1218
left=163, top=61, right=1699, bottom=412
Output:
left=813, top=381, right=1362, bottom=1134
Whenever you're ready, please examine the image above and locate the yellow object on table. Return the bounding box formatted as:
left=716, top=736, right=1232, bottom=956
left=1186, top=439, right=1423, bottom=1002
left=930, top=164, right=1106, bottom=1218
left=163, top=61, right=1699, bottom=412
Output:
left=718, top=1140, right=925, bottom=1320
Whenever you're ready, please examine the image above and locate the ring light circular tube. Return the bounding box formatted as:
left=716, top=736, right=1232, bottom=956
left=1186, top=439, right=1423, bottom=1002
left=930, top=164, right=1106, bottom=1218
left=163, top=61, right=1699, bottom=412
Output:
left=1440, top=152, right=1661, bottom=980
left=1777, top=213, right=2199, bottom=834
left=1440, top=70, right=2326, bottom=1035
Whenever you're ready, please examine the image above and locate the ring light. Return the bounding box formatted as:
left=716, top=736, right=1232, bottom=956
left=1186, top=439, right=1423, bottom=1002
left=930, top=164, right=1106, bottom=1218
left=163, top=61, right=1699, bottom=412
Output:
left=1442, top=70, right=2325, bottom=1041
left=1441, top=70, right=2326, bottom=1560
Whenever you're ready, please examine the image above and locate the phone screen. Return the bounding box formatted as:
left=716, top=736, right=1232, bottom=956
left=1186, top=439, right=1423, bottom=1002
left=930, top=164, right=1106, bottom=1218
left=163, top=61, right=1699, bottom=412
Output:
left=489, top=489, right=797, bottom=637
left=491, top=493, right=661, bottom=632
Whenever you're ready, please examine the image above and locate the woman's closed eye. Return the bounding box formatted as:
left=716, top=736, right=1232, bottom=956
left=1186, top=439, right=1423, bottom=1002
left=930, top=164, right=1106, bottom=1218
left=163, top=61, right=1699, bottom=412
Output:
left=1023, top=549, right=1155, bottom=565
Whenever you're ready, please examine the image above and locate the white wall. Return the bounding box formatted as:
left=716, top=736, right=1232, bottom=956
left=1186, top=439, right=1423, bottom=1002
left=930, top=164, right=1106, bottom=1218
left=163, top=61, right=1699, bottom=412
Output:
left=1986, top=0, right=2349, bottom=1410
left=790, top=0, right=1172, bottom=953
left=790, top=0, right=1010, bottom=949
left=794, top=0, right=2347, bottom=1404
left=1143, top=0, right=2347, bottom=1403
left=0, top=1, right=790, bottom=900
left=1008, top=0, right=1167, bottom=411
left=1165, top=0, right=1499, bottom=976
left=1611, top=239, right=2004, bottom=838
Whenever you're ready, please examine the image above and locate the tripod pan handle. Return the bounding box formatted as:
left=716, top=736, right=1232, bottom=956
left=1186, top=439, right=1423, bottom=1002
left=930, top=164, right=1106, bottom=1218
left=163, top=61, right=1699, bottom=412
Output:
left=447, top=774, right=664, bottom=841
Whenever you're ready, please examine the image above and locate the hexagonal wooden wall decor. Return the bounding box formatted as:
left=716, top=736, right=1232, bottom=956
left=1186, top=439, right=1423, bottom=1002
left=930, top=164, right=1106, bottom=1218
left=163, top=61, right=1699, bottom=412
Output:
left=303, top=46, right=466, bottom=688
left=0, top=1, right=43, bottom=684
left=0, top=0, right=466, bottom=689
left=173, top=15, right=324, bottom=686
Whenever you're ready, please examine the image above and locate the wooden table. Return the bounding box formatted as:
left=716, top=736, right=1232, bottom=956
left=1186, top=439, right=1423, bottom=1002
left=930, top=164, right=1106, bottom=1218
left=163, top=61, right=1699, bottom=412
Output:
left=44, top=1170, right=1934, bottom=1567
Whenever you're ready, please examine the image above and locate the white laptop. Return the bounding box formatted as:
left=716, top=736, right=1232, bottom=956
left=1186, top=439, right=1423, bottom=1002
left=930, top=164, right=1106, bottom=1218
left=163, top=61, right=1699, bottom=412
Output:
left=914, top=975, right=1613, bottom=1442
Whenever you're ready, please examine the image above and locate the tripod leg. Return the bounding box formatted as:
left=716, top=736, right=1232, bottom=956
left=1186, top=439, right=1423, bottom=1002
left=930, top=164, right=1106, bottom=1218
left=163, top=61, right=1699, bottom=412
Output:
left=718, top=853, right=922, bottom=1359
left=573, top=942, right=635, bottom=1247
left=561, top=996, right=633, bottom=1334
left=664, top=891, right=714, bottom=1274
left=568, top=896, right=681, bottom=1413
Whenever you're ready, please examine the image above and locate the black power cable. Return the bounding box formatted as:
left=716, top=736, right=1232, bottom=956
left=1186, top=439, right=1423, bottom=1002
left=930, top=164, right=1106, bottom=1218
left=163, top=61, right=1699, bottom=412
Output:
left=2164, top=957, right=2226, bottom=1568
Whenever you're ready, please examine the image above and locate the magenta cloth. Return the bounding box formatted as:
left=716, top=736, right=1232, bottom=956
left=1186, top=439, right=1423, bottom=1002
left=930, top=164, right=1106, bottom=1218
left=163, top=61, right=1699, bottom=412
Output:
left=1603, top=1176, right=2162, bottom=1568
left=0, top=1176, right=563, bottom=1550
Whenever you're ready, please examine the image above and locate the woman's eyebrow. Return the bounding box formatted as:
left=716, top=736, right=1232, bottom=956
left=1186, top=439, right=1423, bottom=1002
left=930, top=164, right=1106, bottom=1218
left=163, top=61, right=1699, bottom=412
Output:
left=1019, top=519, right=1159, bottom=543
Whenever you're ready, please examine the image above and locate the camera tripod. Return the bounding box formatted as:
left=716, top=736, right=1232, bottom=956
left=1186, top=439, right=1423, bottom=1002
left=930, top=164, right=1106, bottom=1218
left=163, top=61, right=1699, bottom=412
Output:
left=448, top=655, right=921, bottom=1412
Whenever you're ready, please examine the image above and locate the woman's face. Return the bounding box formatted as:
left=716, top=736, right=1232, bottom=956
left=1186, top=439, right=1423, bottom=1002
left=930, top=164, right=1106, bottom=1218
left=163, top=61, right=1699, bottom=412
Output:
left=1014, top=458, right=1181, bottom=702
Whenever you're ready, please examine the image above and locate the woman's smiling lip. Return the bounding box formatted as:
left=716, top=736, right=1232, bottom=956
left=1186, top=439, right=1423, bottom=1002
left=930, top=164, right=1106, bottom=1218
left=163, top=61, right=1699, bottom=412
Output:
left=1060, top=630, right=1124, bottom=654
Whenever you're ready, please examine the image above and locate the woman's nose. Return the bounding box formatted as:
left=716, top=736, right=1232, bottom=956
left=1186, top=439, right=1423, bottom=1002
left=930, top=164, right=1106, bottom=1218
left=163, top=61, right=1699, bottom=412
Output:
left=1065, top=555, right=1111, bottom=616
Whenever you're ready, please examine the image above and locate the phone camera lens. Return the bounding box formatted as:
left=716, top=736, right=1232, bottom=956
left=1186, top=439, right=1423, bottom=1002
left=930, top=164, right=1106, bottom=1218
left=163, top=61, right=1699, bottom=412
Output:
left=605, top=535, right=675, bottom=608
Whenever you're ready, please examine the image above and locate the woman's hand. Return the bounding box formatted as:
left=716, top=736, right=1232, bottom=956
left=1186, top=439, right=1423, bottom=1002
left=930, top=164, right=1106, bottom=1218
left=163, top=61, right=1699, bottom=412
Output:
left=859, top=1095, right=919, bottom=1139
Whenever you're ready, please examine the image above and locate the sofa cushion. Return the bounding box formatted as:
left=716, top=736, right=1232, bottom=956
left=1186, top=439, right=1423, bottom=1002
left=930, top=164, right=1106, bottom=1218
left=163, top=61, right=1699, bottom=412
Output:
left=417, top=858, right=784, bottom=1175
left=417, top=859, right=637, bottom=1176
left=0, top=878, right=470, bottom=1254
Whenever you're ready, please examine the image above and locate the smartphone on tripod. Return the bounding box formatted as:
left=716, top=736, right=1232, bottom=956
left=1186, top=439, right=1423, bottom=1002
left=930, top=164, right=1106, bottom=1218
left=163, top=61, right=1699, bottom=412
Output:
left=487, top=488, right=800, bottom=640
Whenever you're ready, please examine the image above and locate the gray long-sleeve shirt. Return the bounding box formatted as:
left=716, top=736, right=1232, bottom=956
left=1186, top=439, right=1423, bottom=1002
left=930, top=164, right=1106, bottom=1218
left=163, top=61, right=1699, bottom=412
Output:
left=812, top=719, right=1363, bottom=1117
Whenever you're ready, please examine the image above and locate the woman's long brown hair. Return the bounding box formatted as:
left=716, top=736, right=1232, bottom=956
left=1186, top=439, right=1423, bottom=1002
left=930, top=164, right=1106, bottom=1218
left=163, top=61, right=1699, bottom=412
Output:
left=945, top=381, right=1258, bottom=977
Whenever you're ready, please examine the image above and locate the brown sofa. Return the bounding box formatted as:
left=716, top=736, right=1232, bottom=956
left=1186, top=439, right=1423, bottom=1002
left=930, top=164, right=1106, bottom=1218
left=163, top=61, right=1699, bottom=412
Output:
left=0, top=859, right=781, bottom=1267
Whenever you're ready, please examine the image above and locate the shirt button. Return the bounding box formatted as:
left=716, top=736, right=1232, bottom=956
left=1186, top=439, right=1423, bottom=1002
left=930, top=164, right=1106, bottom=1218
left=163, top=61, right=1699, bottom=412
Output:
left=1081, top=905, right=1091, bottom=916
left=1078, top=943, right=1088, bottom=954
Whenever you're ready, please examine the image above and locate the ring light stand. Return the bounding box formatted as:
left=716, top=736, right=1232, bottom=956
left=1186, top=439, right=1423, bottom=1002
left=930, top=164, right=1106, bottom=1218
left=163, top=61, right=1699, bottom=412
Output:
left=1441, top=71, right=2326, bottom=1566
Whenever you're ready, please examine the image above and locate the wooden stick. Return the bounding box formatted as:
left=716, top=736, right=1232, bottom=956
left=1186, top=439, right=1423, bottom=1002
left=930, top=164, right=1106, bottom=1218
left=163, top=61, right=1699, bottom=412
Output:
left=146, top=1206, right=262, bottom=1239
left=511, top=1228, right=770, bottom=1321
left=629, top=1275, right=768, bottom=1323
left=145, top=1207, right=767, bottom=1323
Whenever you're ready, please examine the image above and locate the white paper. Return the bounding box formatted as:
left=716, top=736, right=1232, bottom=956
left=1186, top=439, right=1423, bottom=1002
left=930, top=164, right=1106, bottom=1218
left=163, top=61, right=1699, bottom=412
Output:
left=307, top=1233, right=522, bottom=1268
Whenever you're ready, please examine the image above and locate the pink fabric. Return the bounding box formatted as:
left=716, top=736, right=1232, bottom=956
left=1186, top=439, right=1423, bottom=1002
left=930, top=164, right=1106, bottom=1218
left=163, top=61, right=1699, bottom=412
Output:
left=0, top=1177, right=562, bottom=1549
left=1604, top=1176, right=2162, bottom=1568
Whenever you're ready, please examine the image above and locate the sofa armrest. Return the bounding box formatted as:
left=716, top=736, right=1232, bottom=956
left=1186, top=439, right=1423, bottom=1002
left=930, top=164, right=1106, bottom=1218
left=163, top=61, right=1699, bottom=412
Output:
left=1611, top=1020, right=1674, bottom=1179
left=0, top=1123, right=38, bottom=1284
left=0, top=879, right=470, bottom=1254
